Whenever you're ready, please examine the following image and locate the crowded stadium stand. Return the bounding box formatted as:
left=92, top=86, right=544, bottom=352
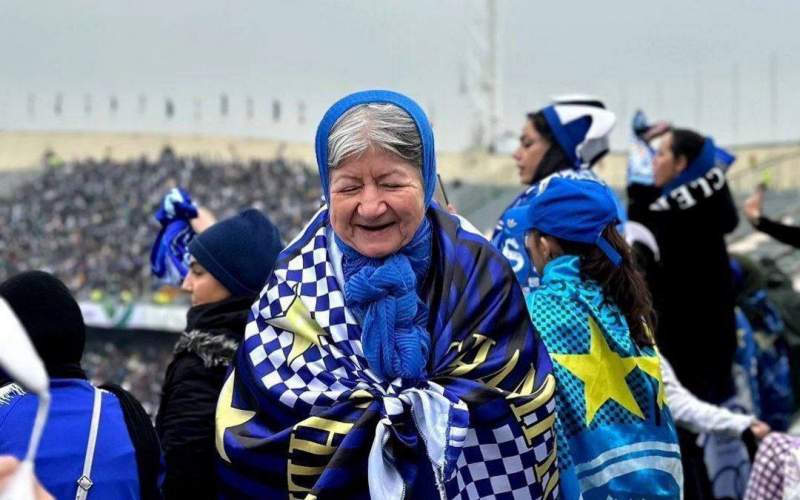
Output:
left=0, top=134, right=323, bottom=415
left=0, top=147, right=321, bottom=300
left=2, top=131, right=798, bottom=417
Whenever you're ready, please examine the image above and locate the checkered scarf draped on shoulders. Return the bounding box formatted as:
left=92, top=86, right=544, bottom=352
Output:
left=215, top=205, right=560, bottom=499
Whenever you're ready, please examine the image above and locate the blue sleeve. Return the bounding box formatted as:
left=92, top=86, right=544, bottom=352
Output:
left=0, top=391, right=28, bottom=458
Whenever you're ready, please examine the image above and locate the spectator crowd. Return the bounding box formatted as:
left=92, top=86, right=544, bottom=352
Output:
left=0, top=148, right=321, bottom=300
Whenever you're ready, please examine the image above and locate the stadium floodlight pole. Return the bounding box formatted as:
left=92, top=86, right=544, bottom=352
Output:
left=731, top=63, right=740, bottom=145
left=0, top=298, right=50, bottom=500
left=487, top=0, right=500, bottom=153
left=769, top=52, right=778, bottom=140
left=463, top=0, right=501, bottom=153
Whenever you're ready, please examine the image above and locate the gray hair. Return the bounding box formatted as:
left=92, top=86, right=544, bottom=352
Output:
left=327, top=103, right=422, bottom=170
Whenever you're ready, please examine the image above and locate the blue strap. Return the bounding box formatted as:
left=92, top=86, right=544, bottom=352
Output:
left=595, top=235, right=622, bottom=267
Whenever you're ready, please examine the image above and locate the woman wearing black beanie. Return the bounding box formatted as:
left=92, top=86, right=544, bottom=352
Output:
left=156, top=208, right=282, bottom=500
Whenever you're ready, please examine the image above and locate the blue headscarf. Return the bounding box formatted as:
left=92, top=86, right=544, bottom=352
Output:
left=314, top=90, right=436, bottom=381
left=315, top=90, right=437, bottom=206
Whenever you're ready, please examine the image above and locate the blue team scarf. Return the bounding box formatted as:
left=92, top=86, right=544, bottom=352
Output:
left=216, top=205, right=560, bottom=499
left=528, top=255, right=682, bottom=498
left=662, top=137, right=735, bottom=193
left=628, top=134, right=736, bottom=191
left=150, top=187, right=198, bottom=285
left=336, top=217, right=432, bottom=381
left=627, top=135, right=657, bottom=186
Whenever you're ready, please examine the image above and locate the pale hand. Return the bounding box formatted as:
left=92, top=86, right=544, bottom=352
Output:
left=0, top=456, right=54, bottom=500
left=190, top=206, right=218, bottom=234
left=749, top=420, right=771, bottom=440
left=743, top=191, right=764, bottom=223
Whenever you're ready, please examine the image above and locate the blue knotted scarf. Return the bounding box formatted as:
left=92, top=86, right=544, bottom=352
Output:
left=336, top=217, right=432, bottom=381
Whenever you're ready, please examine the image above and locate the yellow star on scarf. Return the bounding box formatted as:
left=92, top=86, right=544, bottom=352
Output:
left=268, top=287, right=328, bottom=364
left=550, top=317, right=646, bottom=425
left=216, top=369, right=255, bottom=463
left=630, top=353, right=666, bottom=409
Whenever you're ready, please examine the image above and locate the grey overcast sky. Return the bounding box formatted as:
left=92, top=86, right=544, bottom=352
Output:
left=1, top=0, right=799, bottom=151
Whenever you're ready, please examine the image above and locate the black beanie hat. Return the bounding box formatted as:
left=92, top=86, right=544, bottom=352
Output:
left=0, top=271, right=86, bottom=376
left=188, top=209, right=283, bottom=297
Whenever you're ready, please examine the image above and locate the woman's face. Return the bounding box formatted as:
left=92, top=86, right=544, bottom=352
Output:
left=652, top=132, right=687, bottom=188
left=182, top=259, right=231, bottom=306
left=513, top=119, right=551, bottom=185
left=329, top=148, right=426, bottom=258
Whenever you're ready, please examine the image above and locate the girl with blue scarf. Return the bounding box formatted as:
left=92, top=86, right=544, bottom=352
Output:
left=215, top=90, right=559, bottom=499
left=503, top=176, right=682, bottom=499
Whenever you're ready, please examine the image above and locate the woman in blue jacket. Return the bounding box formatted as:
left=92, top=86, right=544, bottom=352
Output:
left=0, top=271, right=160, bottom=499
left=492, top=98, right=617, bottom=294
left=502, top=176, right=682, bottom=499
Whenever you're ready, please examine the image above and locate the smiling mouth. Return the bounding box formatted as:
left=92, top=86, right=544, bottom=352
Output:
left=356, top=221, right=395, bottom=232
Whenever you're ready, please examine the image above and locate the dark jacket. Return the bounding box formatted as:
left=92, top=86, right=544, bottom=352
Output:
left=156, top=296, right=252, bottom=499
left=753, top=215, right=800, bottom=249
left=628, top=167, right=739, bottom=404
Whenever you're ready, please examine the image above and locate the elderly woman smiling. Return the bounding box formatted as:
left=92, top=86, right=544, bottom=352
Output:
left=215, top=90, right=559, bottom=499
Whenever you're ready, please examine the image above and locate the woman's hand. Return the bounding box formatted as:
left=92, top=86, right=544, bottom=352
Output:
left=190, top=206, right=217, bottom=233
left=0, top=456, right=54, bottom=500
left=748, top=420, right=771, bottom=440
left=743, top=190, right=764, bottom=224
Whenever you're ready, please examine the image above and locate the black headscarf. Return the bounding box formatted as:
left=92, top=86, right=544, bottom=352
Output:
left=0, top=270, right=87, bottom=379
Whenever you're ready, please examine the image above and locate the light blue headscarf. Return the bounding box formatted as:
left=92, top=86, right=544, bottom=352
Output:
left=314, top=90, right=436, bottom=381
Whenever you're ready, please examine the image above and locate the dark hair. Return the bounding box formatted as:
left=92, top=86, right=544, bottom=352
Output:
left=525, top=111, right=571, bottom=184
left=669, top=128, right=705, bottom=165
left=543, top=226, right=656, bottom=347
left=529, top=111, right=556, bottom=143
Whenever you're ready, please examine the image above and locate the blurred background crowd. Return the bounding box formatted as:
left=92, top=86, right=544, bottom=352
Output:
left=0, top=150, right=320, bottom=300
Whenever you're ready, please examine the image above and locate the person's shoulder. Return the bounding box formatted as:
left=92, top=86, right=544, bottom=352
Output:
left=167, top=350, right=212, bottom=381
left=528, top=286, right=582, bottom=329
left=277, top=206, right=329, bottom=264
left=444, top=210, right=525, bottom=275
left=0, top=383, right=31, bottom=422
left=175, top=329, right=240, bottom=369
left=0, top=383, right=27, bottom=404
left=98, top=387, right=127, bottom=417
